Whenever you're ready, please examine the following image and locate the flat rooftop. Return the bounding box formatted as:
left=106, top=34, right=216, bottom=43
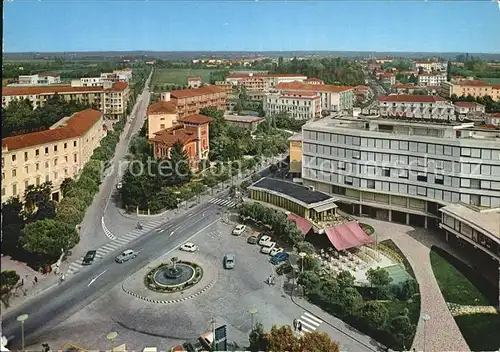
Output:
left=440, top=203, right=500, bottom=238
left=249, top=177, right=333, bottom=206
left=288, top=132, right=302, bottom=142
left=224, top=114, right=264, bottom=123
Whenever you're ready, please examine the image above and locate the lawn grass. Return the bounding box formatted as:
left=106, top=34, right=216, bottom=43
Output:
left=430, top=248, right=490, bottom=306
left=454, top=313, right=500, bottom=351
left=152, top=68, right=216, bottom=88
left=482, top=77, right=500, bottom=84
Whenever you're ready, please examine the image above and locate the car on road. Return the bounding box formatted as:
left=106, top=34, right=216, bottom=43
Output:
left=258, top=235, right=272, bottom=245
left=260, top=241, right=276, bottom=254
left=270, top=252, right=289, bottom=265
left=116, top=182, right=122, bottom=190
left=82, top=250, right=96, bottom=265
left=180, top=242, right=198, bottom=252
left=115, top=249, right=137, bottom=263
left=232, top=224, right=246, bottom=236
left=223, top=254, right=236, bottom=269
left=247, top=232, right=260, bottom=244
left=270, top=247, right=284, bottom=256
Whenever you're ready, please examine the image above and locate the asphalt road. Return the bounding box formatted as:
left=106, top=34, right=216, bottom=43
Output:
left=2, top=200, right=225, bottom=348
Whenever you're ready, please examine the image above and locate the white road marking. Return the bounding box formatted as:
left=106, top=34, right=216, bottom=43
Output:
left=161, top=218, right=220, bottom=257
left=88, top=269, right=108, bottom=287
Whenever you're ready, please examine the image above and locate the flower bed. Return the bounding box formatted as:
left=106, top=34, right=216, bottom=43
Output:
left=360, top=223, right=375, bottom=236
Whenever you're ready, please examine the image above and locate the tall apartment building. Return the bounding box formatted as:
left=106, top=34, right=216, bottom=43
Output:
left=2, top=82, right=130, bottom=119
left=1, top=109, right=106, bottom=203
left=225, top=73, right=307, bottom=91
left=276, top=81, right=355, bottom=113
left=440, top=80, right=500, bottom=101
left=169, top=86, right=227, bottom=118
left=418, top=74, right=447, bottom=87
left=377, top=95, right=455, bottom=121
left=413, top=61, right=447, bottom=73
left=264, top=90, right=321, bottom=120
left=301, top=117, right=500, bottom=261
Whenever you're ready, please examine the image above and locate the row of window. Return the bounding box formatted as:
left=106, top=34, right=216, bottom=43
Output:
left=3, top=154, right=78, bottom=180
left=303, top=168, right=500, bottom=208
left=1, top=169, right=73, bottom=197
left=8, top=141, right=78, bottom=163
left=303, top=134, right=500, bottom=160
left=303, top=154, right=500, bottom=178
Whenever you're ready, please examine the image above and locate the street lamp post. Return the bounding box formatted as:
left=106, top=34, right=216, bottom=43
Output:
left=248, top=307, right=258, bottom=329
left=422, top=312, right=430, bottom=352
left=106, top=331, right=118, bottom=351
left=17, top=314, right=29, bottom=352
left=299, top=252, right=306, bottom=272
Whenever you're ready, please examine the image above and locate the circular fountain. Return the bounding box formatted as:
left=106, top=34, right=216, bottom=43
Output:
left=145, top=257, right=203, bottom=292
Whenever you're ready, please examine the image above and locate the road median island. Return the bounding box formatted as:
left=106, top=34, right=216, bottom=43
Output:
left=120, top=252, right=218, bottom=304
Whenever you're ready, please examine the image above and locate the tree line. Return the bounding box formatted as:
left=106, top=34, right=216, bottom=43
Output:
left=2, top=96, right=95, bottom=137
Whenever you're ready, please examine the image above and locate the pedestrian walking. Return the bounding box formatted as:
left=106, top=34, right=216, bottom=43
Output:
left=20, top=278, right=24, bottom=286
left=297, top=321, right=302, bottom=333
left=34, top=276, right=38, bottom=284
left=293, top=318, right=298, bottom=331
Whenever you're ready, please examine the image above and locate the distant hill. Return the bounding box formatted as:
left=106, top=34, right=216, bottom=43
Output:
left=3, top=51, right=500, bottom=61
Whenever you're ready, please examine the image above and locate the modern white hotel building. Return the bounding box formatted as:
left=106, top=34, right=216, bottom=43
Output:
left=301, top=116, right=500, bottom=261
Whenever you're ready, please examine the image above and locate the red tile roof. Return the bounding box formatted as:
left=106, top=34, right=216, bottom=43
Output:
left=2, top=82, right=128, bottom=96
left=488, top=112, right=500, bottom=117
left=147, top=100, right=177, bottom=115
left=276, top=81, right=354, bottom=94
left=170, top=85, right=224, bottom=99
left=456, top=80, right=491, bottom=87
left=454, top=101, right=483, bottom=108
left=226, top=73, right=306, bottom=79
left=378, top=95, right=446, bottom=103
left=2, top=109, right=102, bottom=151
left=287, top=213, right=313, bottom=235
left=187, top=77, right=202, bottom=81
left=150, top=126, right=198, bottom=147
left=178, top=114, right=213, bottom=124
left=281, top=90, right=318, bottom=97
left=305, top=78, right=324, bottom=83
left=39, top=73, right=59, bottom=77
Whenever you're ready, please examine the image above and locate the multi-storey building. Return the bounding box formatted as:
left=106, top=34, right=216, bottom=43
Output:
left=169, top=86, right=227, bottom=118
left=276, top=81, right=354, bottom=113
left=440, top=80, right=500, bottom=101
left=2, top=82, right=130, bottom=119
left=454, top=101, right=486, bottom=121
left=413, top=61, right=447, bottom=73
left=264, top=90, right=321, bottom=120
left=378, top=95, right=455, bottom=121
left=147, top=96, right=178, bottom=139
left=392, top=84, right=417, bottom=94
left=149, top=114, right=212, bottom=171
left=71, top=70, right=132, bottom=88
left=301, top=117, right=500, bottom=261
left=486, top=113, right=500, bottom=126
left=225, top=73, right=307, bottom=91
left=14, top=74, right=61, bottom=86
left=380, top=73, right=395, bottom=87
left=418, top=74, right=447, bottom=87
left=1, top=109, right=105, bottom=203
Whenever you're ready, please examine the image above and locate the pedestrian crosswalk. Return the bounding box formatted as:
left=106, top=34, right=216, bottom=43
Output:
left=297, top=312, right=323, bottom=334
left=208, top=197, right=238, bottom=208
left=66, top=219, right=165, bottom=276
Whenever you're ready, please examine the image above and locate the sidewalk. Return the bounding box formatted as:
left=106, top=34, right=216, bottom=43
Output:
left=0, top=256, right=69, bottom=313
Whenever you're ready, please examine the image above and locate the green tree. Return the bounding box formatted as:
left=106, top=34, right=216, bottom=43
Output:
left=169, top=141, right=192, bottom=185
left=0, top=270, right=20, bottom=307
left=20, top=219, right=79, bottom=260
left=356, top=301, right=389, bottom=330
left=447, top=60, right=452, bottom=82
left=23, top=182, right=57, bottom=222
left=388, top=312, right=414, bottom=349
left=1, top=197, right=26, bottom=255
left=366, top=266, right=393, bottom=287
left=60, top=178, right=76, bottom=198
left=248, top=322, right=267, bottom=352
left=295, top=241, right=316, bottom=255
left=336, top=270, right=356, bottom=289
left=55, top=202, right=84, bottom=227
left=337, top=287, right=363, bottom=314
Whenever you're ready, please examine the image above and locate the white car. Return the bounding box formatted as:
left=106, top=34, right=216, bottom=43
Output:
left=232, top=224, right=247, bottom=236
left=258, top=235, right=272, bottom=246
left=180, top=242, right=198, bottom=252
left=270, top=247, right=284, bottom=256
left=116, top=182, right=123, bottom=190
left=260, top=241, right=276, bottom=254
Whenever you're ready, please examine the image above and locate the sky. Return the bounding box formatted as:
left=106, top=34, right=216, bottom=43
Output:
left=3, top=0, right=500, bottom=53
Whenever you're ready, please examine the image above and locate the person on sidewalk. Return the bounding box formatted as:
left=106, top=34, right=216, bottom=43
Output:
left=297, top=321, right=302, bottom=333
left=293, top=318, right=298, bottom=331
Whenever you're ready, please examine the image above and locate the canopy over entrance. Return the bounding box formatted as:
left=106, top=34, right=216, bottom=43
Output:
left=325, top=221, right=374, bottom=250
left=287, top=213, right=313, bottom=235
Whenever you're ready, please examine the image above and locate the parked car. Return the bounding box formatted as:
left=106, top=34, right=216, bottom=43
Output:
left=82, top=250, right=96, bottom=265
left=223, top=254, right=236, bottom=269
left=247, top=232, right=259, bottom=244
left=270, top=247, right=284, bottom=256
left=116, top=182, right=122, bottom=190
left=260, top=241, right=276, bottom=254
left=180, top=242, right=198, bottom=252
left=270, top=252, right=289, bottom=265
left=115, top=249, right=137, bottom=263
left=232, top=224, right=246, bottom=236
left=276, top=263, right=293, bottom=275
left=258, top=235, right=272, bottom=245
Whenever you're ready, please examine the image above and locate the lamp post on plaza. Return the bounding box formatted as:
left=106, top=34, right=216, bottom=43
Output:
left=299, top=252, right=307, bottom=273
left=17, top=314, right=29, bottom=352
left=106, top=331, right=118, bottom=351
left=248, top=307, right=258, bottom=330
left=421, top=312, right=430, bottom=352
